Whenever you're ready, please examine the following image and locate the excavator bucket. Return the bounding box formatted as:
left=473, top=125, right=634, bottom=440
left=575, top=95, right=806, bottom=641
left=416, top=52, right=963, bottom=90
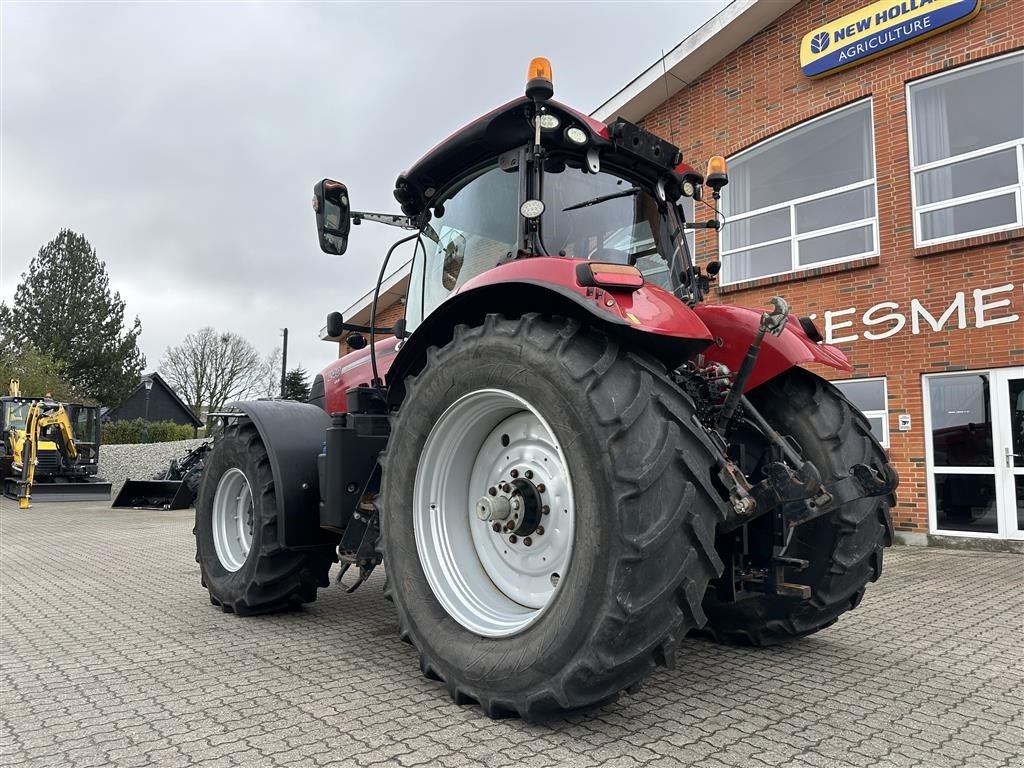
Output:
left=111, top=479, right=196, bottom=510
left=3, top=476, right=112, bottom=503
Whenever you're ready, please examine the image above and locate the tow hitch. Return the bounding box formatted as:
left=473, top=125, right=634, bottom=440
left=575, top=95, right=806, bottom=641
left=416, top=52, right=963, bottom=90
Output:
left=711, top=297, right=898, bottom=599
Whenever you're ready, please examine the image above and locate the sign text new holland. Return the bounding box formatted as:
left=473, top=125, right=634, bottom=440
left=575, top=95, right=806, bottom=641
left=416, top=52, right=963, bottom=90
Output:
left=800, top=0, right=982, bottom=78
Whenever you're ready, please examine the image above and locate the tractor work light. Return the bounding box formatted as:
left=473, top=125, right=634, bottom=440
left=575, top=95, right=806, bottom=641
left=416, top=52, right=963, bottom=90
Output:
left=576, top=262, right=645, bottom=291
left=565, top=126, right=588, bottom=145
left=520, top=199, right=545, bottom=219
left=526, top=57, right=554, bottom=101
left=538, top=114, right=560, bottom=130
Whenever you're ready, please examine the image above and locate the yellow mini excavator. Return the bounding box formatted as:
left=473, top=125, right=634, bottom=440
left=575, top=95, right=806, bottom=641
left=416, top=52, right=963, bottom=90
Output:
left=2, top=379, right=111, bottom=507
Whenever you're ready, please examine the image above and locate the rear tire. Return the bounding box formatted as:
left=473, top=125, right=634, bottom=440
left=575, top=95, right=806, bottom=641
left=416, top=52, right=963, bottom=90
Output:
left=379, top=314, right=728, bottom=720
left=702, top=368, right=895, bottom=646
left=194, top=422, right=334, bottom=615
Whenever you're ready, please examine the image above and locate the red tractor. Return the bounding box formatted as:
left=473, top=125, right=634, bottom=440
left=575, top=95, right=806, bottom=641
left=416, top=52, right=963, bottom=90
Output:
left=194, top=59, right=897, bottom=720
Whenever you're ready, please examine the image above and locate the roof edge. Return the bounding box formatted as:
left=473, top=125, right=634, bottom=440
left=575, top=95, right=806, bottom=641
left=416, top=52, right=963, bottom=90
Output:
left=591, top=0, right=799, bottom=123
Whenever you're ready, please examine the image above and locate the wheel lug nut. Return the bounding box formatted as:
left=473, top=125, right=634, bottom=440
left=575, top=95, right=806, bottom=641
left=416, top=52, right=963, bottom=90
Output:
left=492, top=522, right=501, bottom=532
left=510, top=469, right=519, bottom=478
left=501, top=483, right=512, bottom=493
left=509, top=535, right=518, bottom=544
left=541, top=505, right=550, bottom=515
left=524, top=470, right=533, bottom=479
left=488, top=486, right=497, bottom=496
left=537, top=483, right=546, bottom=493
left=523, top=537, right=532, bottom=546
left=537, top=526, right=544, bottom=535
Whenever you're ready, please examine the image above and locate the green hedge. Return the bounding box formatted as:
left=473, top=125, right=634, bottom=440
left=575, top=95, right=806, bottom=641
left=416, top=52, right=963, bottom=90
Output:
left=102, top=419, right=195, bottom=445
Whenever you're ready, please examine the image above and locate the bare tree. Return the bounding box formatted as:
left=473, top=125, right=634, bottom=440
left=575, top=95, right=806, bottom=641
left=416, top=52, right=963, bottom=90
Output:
left=260, top=347, right=282, bottom=398
left=160, top=328, right=266, bottom=420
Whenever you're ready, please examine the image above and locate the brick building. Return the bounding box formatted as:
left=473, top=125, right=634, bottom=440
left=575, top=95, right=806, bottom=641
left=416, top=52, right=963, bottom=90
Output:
left=332, top=0, right=1022, bottom=546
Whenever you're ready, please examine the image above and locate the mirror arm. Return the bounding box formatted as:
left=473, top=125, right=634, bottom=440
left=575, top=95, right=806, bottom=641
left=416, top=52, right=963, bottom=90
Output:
left=335, top=320, right=407, bottom=338
left=350, top=211, right=420, bottom=230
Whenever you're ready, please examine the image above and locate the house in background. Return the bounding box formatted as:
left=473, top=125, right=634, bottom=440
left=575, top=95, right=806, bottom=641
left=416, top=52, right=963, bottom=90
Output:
left=103, top=372, right=202, bottom=434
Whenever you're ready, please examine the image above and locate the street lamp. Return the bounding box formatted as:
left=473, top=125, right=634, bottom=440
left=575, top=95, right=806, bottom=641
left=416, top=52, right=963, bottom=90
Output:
left=142, top=377, right=153, bottom=443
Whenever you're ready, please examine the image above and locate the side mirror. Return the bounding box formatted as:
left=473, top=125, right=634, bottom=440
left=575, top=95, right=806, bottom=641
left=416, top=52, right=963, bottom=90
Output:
left=326, top=311, right=345, bottom=338
left=313, top=179, right=351, bottom=255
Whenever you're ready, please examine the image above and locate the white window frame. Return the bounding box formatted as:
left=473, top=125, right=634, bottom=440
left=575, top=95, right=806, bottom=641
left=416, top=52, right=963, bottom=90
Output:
left=719, top=99, right=879, bottom=286
left=907, top=51, right=1024, bottom=248
left=833, top=376, right=889, bottom=448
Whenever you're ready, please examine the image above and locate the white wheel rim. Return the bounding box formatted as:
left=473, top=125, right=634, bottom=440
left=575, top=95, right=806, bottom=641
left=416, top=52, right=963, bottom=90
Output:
left=212, top=468, right=254, bottom=572
left=413, top=389, right=575, bottom=638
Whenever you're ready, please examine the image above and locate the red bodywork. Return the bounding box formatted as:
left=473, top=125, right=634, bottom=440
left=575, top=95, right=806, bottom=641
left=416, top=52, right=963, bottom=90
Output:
left=320, top=258, right=850, bottom=412
left=695, top=304, right=852, bottom=391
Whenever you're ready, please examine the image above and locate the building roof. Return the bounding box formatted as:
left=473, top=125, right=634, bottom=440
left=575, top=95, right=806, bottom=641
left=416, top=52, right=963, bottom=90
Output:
left=104, top=372, right=203, bottom=427
left=592, top=0, right=799, bottom=123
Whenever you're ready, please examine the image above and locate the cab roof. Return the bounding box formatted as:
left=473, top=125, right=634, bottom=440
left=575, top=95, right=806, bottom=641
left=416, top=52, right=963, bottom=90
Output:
left=392, top=94, right=706, bottom=222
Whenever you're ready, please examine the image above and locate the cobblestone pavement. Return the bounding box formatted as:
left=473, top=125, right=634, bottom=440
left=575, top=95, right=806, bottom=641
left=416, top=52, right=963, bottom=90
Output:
left=1, top=501, right=1022, bottom=768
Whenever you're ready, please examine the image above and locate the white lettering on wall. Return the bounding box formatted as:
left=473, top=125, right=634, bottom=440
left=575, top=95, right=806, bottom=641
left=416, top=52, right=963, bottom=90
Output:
left=910, top=293, right=966, bottom=335
left=862, top=301, right=906, bottom=340
left=825, top=307, right=859, bottom=344
left=973, top=284, right=1019, bottom=328
left=818, top=282, right=1021, bottom=344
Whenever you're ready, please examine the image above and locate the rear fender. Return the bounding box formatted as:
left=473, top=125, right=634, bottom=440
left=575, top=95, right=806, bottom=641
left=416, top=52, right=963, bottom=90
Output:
left=225, top=399, right=337, bottom=549
left=694, top=304, right=852, bottom=392
left=385, top=257, right=714, bottom=404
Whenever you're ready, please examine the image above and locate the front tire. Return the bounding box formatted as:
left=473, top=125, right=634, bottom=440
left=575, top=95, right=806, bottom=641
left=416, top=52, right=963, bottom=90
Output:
left=194, top=422, right=334, bottom=615
left=379, top=314, right=728, bottom=720
left=702, top=368, right=895, bottom=646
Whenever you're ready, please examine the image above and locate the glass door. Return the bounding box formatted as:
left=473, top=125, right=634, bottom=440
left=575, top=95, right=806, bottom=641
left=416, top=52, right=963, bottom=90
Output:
left=994, top=369, right=1024, bottom=539
left=924, top=368, right=1024, bottom=539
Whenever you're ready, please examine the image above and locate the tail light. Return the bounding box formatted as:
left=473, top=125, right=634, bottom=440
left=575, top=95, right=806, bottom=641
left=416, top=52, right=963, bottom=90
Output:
left=575, top=262, right=645, bottom=290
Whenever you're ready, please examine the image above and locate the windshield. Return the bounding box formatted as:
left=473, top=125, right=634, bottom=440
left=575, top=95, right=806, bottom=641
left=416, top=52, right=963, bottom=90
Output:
left=541, top=166, right=673, bottom=290
left=4, top=403, right=29, bottom=430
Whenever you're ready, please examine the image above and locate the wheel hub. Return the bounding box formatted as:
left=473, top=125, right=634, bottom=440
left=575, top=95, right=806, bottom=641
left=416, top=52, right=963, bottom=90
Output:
left=211, top=467, right=254, bottom=573
left=414, top=389, right=575, bottom=638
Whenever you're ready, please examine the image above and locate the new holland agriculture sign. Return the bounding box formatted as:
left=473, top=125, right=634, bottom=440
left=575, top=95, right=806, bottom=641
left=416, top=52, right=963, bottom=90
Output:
left=800, top=0, right=982, bottom=78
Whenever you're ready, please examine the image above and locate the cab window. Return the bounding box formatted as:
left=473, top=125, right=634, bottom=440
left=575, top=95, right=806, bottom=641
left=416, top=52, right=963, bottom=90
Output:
left=406, top=165, right=520, bottom=331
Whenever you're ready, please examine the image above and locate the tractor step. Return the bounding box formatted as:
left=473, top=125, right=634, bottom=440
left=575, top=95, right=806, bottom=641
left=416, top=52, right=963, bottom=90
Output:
left=111, top=479, right=196, bottom=510
left=3, top=476, right=112, bottom=503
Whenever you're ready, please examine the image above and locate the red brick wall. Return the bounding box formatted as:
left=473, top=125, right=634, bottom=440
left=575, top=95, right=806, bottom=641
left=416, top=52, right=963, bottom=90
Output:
left=640, top=0, right=1023, bottom=533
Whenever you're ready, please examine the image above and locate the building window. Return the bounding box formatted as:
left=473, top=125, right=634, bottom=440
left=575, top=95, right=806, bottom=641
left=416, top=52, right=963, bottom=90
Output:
left=719, top=100, right=877, bottom=284
left=908, top=52, right=1024, bottom=247
left=833, top=377, right=888, bottom=447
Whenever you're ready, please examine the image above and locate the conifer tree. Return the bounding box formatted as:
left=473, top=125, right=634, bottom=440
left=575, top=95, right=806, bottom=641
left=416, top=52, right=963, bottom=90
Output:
left=0, top=229, right=144, bottom=404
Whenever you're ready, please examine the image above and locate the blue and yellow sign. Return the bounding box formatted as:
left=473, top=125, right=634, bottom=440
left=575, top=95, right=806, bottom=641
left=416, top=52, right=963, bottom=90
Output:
left=800, top=0, right=982, bottom=78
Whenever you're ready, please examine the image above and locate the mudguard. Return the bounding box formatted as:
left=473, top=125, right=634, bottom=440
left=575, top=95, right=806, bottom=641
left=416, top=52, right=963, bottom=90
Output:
left=694, top=304, right=852, bottom=391
left=224, top=399, right=336, bottom=549
left=384, top=257, right=714, bottom=403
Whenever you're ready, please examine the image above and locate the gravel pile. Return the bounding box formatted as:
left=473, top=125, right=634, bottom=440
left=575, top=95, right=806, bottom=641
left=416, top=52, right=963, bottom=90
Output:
left=99, top=438, right=210, bottom=496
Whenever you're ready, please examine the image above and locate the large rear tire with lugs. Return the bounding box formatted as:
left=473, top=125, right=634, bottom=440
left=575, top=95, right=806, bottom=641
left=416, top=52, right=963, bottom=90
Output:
left=702, top=368, right=895, bottom=646
left=194, top=422, right=334, bottom=615
left=379, top=314, right=728, bottom=721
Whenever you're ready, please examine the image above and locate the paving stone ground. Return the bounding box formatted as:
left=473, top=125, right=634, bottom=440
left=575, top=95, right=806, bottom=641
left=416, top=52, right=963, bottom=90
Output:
left=1, top=500, right=1021, bottom=768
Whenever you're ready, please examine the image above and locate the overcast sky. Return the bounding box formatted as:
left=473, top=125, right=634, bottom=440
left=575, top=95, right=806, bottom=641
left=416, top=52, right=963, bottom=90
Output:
left=1, top=0, right=728, bottom=380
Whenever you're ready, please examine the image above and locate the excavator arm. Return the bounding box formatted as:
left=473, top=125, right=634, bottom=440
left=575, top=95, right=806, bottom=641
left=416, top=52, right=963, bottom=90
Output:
left=15, top=402, right=79, bottom=509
